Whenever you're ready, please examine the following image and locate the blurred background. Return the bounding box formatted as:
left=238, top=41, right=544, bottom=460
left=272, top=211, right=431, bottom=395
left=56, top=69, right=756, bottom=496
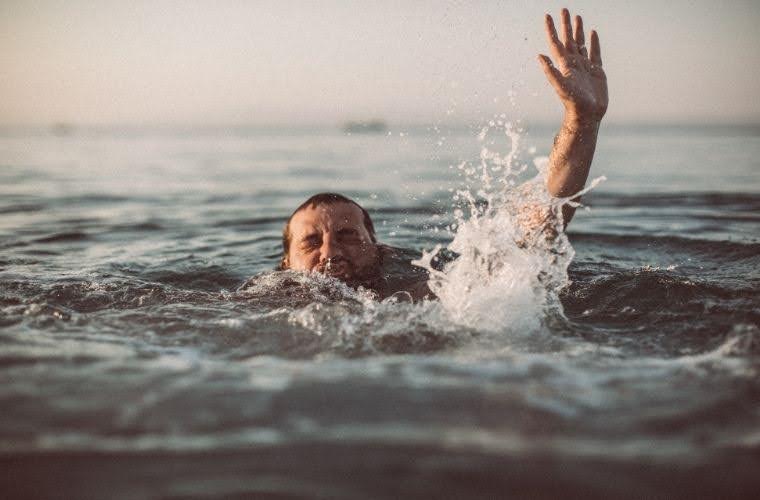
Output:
left=2, top=0, right=759, bottom=128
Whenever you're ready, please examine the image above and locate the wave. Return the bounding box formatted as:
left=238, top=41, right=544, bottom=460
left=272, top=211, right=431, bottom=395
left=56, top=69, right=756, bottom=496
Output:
left=108, top=221, right=165, bottom=232
left=0, top=203, right=46, bottom=214
left=570, top=232, right=760, bottom=261
left=216, top=216, right=287, bottom=228
left=560, top=265, right=759, bottom=359
left=563, top=267, right=747, bottom=315
left=583, top=191, right=760, bottom=210
left=32, top=231, right=91, bottom=244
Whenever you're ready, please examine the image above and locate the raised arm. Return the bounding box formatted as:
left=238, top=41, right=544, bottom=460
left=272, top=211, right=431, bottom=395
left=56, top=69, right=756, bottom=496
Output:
left=538, top=8, right=608, bottom=227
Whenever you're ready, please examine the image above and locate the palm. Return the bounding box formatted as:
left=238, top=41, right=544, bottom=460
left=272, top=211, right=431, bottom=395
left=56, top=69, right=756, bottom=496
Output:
left=539, top=10, right=608, bottom=122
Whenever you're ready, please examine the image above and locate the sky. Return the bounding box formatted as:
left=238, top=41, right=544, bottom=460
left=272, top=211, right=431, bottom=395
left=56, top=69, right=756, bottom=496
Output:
left=1, top=0, right=759, bottom=126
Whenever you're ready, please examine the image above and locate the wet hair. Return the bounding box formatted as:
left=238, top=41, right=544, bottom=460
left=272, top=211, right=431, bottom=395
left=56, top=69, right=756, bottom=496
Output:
left=280, top=193, right=377, bottom=269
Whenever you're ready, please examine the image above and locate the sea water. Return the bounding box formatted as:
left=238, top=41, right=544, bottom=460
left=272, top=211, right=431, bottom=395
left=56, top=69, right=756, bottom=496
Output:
left=1, top=123, right=759, bottom=498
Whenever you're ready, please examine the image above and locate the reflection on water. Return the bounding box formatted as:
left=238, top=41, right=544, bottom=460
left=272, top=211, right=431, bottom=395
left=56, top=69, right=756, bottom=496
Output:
left=1, top=124, right=759, bottom=497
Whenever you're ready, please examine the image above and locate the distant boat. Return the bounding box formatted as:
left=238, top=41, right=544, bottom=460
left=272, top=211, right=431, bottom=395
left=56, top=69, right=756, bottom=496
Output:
left=342, top=120, right=387, bottom=134
left=51, top=123, right=74, bottom=136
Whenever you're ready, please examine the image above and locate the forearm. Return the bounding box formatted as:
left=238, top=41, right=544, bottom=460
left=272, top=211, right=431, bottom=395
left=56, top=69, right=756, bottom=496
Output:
left=546, top=113, right=601, bottom=226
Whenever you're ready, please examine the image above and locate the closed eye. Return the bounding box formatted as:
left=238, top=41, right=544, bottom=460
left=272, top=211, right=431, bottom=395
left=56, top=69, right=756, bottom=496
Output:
left=301, top=234, right=321, bottom=248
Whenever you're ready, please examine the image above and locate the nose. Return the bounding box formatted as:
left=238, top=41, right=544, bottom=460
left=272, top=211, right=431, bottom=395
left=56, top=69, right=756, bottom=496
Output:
left=319, top=233, right=343, bottom=262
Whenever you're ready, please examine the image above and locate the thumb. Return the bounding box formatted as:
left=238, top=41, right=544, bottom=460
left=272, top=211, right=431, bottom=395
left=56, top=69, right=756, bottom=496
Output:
left=537, top=54, right=563, bottom=91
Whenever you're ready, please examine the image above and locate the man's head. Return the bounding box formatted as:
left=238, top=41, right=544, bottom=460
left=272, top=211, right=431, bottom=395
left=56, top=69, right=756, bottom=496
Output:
left=280, top=193, right=379, bottom=281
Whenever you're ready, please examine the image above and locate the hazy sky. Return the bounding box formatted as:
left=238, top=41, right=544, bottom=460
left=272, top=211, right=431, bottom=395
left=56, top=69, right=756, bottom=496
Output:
left=2, top=0, right=759, bottom=126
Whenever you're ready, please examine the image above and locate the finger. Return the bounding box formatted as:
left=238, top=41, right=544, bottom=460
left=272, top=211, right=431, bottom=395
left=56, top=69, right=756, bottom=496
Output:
left=537, top=54, right=564, bottom=91
left=574, top=15, right=587, bottom=57
left=561, top=8, right=576, bottom=53
left=544, top=14, right=565, bottom=60
left=589, top=30, right=602, bottom=66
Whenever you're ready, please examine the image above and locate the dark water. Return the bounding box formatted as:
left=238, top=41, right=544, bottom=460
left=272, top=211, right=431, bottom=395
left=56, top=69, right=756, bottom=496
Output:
left=1, top=124, right=759, bottom=498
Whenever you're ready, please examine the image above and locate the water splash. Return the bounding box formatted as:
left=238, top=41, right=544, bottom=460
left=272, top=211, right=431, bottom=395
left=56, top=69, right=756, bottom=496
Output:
left=235, top=271, right=463, bottom=355
left=415, top=120, right=592, bottom=334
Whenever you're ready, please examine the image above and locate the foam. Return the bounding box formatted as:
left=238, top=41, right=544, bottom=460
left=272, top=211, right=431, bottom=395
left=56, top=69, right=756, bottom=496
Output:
left=414, top=121, right=587, bottom=335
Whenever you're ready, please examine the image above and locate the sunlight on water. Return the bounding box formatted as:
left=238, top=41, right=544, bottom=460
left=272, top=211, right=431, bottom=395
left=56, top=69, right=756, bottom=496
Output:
left=0, top=122, right=760, bottom=498
left=2, top=124, right=759, bottom=498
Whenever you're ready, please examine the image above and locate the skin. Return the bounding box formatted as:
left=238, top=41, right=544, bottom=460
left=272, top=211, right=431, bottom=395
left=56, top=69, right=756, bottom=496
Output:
left=283, top=202, right=379, bottom=281
left=539, top=8, right=609, bottom=226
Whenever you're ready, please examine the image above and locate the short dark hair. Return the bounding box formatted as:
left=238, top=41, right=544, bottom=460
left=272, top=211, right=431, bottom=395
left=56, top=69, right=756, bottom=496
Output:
left=280, top=193, right=376, bottom=268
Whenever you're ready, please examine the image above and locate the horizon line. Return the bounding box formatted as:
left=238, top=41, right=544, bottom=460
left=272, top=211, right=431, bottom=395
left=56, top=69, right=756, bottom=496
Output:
left=2, top=119, right=760, bottom=130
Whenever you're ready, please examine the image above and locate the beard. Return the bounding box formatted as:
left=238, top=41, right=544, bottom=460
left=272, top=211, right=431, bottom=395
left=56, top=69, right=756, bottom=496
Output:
left=315, top=256, right=354, bottom=279
left=315, top=254, right=381, bottom=285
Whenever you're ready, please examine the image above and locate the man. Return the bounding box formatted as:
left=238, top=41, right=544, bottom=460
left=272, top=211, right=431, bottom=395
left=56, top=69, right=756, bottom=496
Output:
left=278, top=192, right=431, bottom=299
left=279, top=9, right=607, bottom=298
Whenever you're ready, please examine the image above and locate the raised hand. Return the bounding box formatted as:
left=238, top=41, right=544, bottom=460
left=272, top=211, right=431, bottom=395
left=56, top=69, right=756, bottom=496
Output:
left=538, top=8, right=608, bottom=123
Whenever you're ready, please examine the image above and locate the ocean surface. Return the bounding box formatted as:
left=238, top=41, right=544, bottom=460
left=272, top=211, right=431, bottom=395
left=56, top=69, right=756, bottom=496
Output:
left=1, top=122, right=758, bottom=498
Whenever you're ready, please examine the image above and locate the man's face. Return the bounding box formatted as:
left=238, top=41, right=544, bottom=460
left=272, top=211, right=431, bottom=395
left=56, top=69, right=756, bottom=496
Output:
left=283, top=202, right=379, bottom=281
